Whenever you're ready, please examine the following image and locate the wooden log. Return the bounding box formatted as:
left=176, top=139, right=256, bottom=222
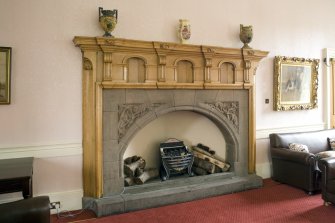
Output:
left=124, top=177, right=135, bottom=187
left=192, top=146, right=227, bottom=164
left=134, top=168, right=159, bottom=184
left=197, top=143, right=215, bottom=155
left=193, top=157, right=215, bottom=173
left=124, top=158, right=146, bottom=177
left=192, top=146, right=213, bottom=157
left=135, top=167, right=144, bottom=177
left=211, top=154, right=227, bottom=164
left=221, top=162, right=230, bottom=172
left=214, top=165, right=223, bottom=173
left=124, top=155, right=140, bottom=165
left=192, top=166, right=208, bottom=175
left=192, top=149, right=230, bottom=171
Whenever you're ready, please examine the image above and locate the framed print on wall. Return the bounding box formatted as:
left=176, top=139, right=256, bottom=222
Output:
left=0, top=47, right=11, bottom=104
left=273, top=56, right=319, bottom=111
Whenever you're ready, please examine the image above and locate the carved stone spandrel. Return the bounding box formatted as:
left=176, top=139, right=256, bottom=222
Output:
left=204, top=101, right=239, bottom=131
left=118, top=103, right=163, bottom=141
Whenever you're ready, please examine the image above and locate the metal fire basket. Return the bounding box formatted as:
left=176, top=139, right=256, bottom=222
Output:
left=160, top=139, right=194, bottom=181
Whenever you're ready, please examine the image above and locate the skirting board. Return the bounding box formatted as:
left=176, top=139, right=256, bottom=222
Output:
left=256, top=162, right=272, bottom=179
left=40, top=189, right=84, bottom=214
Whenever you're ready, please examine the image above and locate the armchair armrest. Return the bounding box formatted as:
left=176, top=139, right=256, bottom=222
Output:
left=271, top=147, right=316, bottom=165
left=319, top=157, right=335, bottom=179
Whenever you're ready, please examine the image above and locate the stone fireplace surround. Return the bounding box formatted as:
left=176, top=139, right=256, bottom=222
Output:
left=73, top=37, right=268, bottom=216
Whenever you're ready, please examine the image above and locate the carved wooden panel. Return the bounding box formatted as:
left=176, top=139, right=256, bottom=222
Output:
left=127, top=57, right=146, bottom=83
left=220, top=62, right=235, bottom=84
left=177, top=60, right=193, bottom=83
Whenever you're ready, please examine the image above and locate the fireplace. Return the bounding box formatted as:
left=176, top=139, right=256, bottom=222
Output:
left=73, top=37, right=268, bottom=216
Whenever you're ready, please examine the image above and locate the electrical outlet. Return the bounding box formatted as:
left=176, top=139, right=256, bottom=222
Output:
left=49, top=201, right=61, bottom=209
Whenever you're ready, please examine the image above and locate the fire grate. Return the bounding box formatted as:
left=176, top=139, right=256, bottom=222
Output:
left=160, top=139, right=194, bottom=181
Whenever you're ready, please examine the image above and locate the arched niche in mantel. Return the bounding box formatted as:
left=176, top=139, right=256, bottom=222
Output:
left=123, top=56, right=147, bottom=83
left=176, top=60, right=194, bottom=83
left=219, top=61, right=236, bottom=84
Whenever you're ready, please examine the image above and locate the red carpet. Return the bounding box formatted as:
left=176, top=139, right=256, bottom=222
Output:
left=52, top=180, right=335, bottom=223
left=76, top=180, right=335, bottom=223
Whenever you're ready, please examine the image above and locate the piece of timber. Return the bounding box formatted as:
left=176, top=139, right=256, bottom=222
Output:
left=197, top=143, right=215, bottom=155
left=191, top=166, right=208, bottom=175
left=124, top=156, right=140, bottom=165
left=124, top=158, right=146, bottom=177
left=191, top=149, right=230, bottom=171
left=192, top=146, right=228, bottom=166
left=134, top=168, right=159, bottom=185
left=191, top=146, right=213, bottom=157
left=193, top=157, right=215, bottom=173
left=124, top=177, right=135, bottom=187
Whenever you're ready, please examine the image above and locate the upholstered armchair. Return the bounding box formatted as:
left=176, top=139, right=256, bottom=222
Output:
left=0, top=196, right=50, bottom=223
left=318, top=157, right=335, bottom=205
left=269, top=129, right=335, bottom=194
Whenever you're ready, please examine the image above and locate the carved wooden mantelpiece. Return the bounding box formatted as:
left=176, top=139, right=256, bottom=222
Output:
left=73, top=36, right=268, bottom=198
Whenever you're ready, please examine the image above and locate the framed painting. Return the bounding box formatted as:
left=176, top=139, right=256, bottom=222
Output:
left=273, top=56, right=319, bottom=111
left=0, top=47, right=11, bottom=104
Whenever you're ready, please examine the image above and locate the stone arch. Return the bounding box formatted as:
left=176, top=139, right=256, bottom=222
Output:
left=102, top=88, right=248, bottom=196
left=118, top=105, right=238, bottom=171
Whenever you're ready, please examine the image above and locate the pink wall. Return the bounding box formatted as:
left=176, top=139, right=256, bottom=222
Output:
left=0, top=0, right=334, bottom=210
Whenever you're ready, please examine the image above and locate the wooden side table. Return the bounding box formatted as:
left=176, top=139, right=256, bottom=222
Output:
left=0, top=157, right=34, bottom=199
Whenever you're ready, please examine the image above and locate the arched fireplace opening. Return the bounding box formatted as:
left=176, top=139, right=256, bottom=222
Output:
left=103, top=88, right=244, bottom=197
left=123, top=110, right=228, bottom=185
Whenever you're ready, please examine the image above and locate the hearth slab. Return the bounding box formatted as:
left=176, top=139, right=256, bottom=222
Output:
left=124, top=172, right=234, bottom=194
left=83, top=174, right=262, bottom=217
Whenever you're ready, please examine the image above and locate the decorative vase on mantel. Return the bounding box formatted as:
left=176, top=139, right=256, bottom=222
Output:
left=239, top=24, right=253, bottom=49
left=99, top=7, right=118, bottom=37
left=178, top=19, right=191, bottom=44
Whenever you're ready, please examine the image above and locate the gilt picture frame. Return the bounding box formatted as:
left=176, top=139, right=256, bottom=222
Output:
left=273, top=56, right=319, bottom=111
left=0, top=47, right=11, bottom=104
